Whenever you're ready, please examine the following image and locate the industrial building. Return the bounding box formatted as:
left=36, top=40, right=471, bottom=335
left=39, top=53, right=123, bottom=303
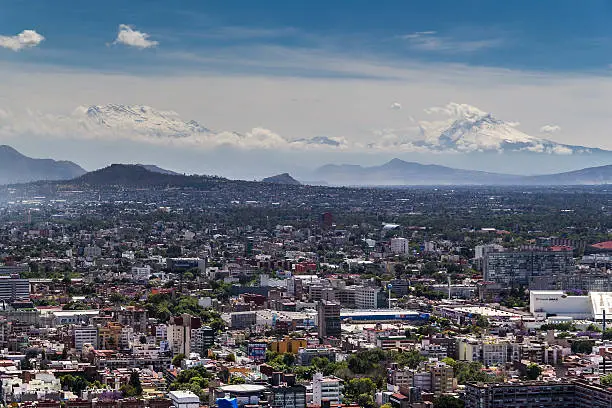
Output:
left=529, top=290, right=612, bottom=320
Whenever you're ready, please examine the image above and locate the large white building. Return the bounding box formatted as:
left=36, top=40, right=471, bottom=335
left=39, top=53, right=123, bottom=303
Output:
left=529, top=290, right=611, bottom=320
left=390, top=238, right=409, bottom=254
left=355, top=286, right=379, bottom=309
left=169, top=390, right=200, bottom=408
left=83, top=245, right=102, bottom=258
left=167, top=314, right=202, bottom=356
left=131, top=266, right=152, bottom=281
left=312, top=372, right=343, bottom=405
left=0, top=277, right=30, bottom=301
left=74, top=326, right=98, bottom=351
left=457, top=337, right=520, bottom=366
left=474, top=244, right=503, bottom=260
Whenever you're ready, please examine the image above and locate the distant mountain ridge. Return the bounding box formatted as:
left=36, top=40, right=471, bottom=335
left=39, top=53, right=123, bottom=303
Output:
left=73, top=164, right=222, bottom=187
left=0, top=145, right=85, bottom=185
left=68, top=160, right=612, bottom=188
left=262, top=173, right=301, bottom=185
left=136, top=164, right=180, bottom=175
left=314, top=158, right=612, bottom=186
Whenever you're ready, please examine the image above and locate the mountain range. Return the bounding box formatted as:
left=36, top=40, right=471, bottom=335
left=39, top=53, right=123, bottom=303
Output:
left=9, top=102, right=612, bottom=176
left=313, top=158, right=612, bottom=186
left=1, top=143, right=612, bottom=186
left=76, top=103, right=612, bottom=175
left=0, top=145, right=86, bottom=185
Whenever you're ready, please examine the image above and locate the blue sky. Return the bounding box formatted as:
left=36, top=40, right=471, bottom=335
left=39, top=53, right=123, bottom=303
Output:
left=4, top=0, right=612, bottom=73
left=2, top=0, right=612, bottom=177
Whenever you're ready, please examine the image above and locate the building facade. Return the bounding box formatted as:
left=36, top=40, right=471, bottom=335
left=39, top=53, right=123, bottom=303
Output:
left=483, top=250, right=574, bottom=287
left=317, top=300, right=341, bottom=339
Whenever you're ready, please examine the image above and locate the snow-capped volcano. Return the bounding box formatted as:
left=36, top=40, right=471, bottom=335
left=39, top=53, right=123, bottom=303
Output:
left=70, top=104, right=347, bottom=148
left=75, top=104, right=213, bottom=138
left=411, top=103, right=591, bottom=154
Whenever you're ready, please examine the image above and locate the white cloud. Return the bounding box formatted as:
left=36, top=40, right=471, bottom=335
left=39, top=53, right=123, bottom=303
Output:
left=0, top=30, right=45, bottom=51
left=390, top=102, right=402, bottom=110
left=114, top=24, right=158, bottom=49
left=400, top=31, right=501, bottom=53
left=0, top=104, right=353, bottom=152
left=399, top=31, right=437, bottom=40
left=2, top=46, right=612, bottom=163
left=540, top=124, right=561, bottom=134
left=424, top=102, right=488, bottom=119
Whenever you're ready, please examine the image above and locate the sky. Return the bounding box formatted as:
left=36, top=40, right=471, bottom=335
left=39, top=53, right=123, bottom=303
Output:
left=2, top=0, right=612, bottom=178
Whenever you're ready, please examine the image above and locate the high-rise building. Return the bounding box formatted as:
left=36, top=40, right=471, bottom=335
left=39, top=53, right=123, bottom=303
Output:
left=390, top=238, right=409, bottom=254
left=0, top=276, right=30, bottom=301
left=190, top=326, right=215, bottom=356
left=483, top=249, right=574, bottom=287
left=474, top=244, right=504, bottom=260
left=321, top=212, right=334, bottom=228
left=355, top=286, right=379, bottom=309
left=167, top=314, right=202, bottom=356
left=74, top=326, right=98, bottom=351
left=312, top=372, right=343, bottom=405
left=317, top=300, right=341, bottom=339
left=271, top=374, right=306, bottom=408
left=457, top=337, right=520, bottom=366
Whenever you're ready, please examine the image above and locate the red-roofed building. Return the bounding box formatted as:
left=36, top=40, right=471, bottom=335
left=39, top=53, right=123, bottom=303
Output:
left=550, top=245, right=574, bottom=252
left=591, top=241, right=612, bottom=251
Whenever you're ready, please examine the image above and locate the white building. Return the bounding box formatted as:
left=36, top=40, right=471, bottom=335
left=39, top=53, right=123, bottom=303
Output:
left=355, top=286, right=379, bottom=309
left=167, top=314, right=202, bottom=355
left=2, top=372, right=62, bottom=402
left=474, top=244, right=503, bottom=260
left=169, top=390, right=200, bottom=408
left=156, top=324, right=168, bottom=341
left=423, top=241, right=436, bottom=253
left=390, top=238, right=409, bottom=255
left=131, top=266, right=151, bottom=281
left=312, top=372, right=342, bottom=405
left=457, top=338, right=520, bottom=366
left=83, top=246, right=102, bottom=258
left=529, top=290, right=598, bottom=320
left=74, top=326, right=98, bottom=351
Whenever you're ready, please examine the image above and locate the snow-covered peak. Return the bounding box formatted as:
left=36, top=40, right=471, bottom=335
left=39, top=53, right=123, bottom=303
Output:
left=416, top=103, right=575, bottom=154
left=73, top=104, right=211, bottom=137
left=425, top=102, right=488, bottom=120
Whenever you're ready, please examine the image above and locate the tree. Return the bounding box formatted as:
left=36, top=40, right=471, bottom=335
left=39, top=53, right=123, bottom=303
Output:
left=433, top=395, right=465, bottom=408
left=230, top=376, right=245, bottom=385
left=172, top=353, right=185, bottom=367
left=110, top=292, right=126, bottom=304
left=20, top=358, right=32, bottom=370
left=129, top=371, right=143, bottom=396
left=571, top=340, right=594, bottom=354
left=587, top=323, right=602, bottom=333
left=601, top=373, right=612, bottom=386
left=476, top=315, right=490, bottom=328
left=345, top=377, right=376, bottom=406
left=356, top=394, right=375, bottom=408
left=526, top=363, right=542, bottom=380
left=453, top=361, right=490, bottom=385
